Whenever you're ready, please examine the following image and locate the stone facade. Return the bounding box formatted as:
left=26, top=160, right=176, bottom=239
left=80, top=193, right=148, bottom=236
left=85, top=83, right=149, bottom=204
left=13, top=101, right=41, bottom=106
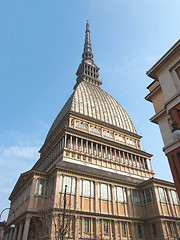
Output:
left=5, top=23, right=180, bottom=240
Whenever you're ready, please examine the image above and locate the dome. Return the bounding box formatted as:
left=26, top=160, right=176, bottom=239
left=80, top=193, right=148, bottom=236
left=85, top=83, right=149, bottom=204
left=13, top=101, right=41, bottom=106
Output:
left=46, top=81, right=136, bottom=140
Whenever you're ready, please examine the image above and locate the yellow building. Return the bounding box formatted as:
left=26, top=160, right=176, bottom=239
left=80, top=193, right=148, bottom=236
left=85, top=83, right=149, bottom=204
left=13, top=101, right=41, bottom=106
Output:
left=5, top=23, right=180, bottom=240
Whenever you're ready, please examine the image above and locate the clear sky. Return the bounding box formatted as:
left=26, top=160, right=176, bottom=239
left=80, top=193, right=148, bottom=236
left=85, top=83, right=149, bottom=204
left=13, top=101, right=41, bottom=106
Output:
left=0, top=0, right=180, bottom=220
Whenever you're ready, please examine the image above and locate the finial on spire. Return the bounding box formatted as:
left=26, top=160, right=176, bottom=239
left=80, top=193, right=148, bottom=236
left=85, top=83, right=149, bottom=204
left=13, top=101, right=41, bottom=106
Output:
left=82, top=21, right=93, bottom=61
left=74, top=21, right=102, bottom=90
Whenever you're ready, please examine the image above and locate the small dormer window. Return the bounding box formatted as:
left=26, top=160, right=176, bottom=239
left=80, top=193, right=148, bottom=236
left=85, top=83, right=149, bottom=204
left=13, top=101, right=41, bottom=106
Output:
left=127, top=139, right=136, bottom=146
left=76, top=123, right=87, bottom=130
left=104, top=132, right=113, bottom=139
left=90, top=127, right=100, bottom=134
left=116, top=136, right=125, bottom=142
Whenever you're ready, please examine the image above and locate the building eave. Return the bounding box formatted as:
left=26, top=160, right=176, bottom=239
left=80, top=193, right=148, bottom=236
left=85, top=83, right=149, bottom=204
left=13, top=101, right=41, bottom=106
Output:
left=146, top=39, right=180, bottom=80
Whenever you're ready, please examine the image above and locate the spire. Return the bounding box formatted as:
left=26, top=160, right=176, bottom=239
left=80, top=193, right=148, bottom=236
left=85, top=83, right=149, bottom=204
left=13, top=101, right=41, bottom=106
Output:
left=82, top=20, right=93, bottom=61
left=74, top=21, right=102, bottom=89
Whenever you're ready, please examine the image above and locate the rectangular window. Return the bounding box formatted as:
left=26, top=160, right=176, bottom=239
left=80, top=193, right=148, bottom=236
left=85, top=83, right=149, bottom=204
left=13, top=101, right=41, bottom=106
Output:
left=101, top=183, right=108, bottom=199
left=84, top=219, right=90, bottom=233
left=158, top=187, right=168, bottom=202
left=152, top=223, right=157, bottom=236
left=104, top=221, right=108, bottom=234
left=121, top=222, right=127, bottom=236
left=116, top=187, right=127, bottom=203
left=35, top=179, right=46, bottom=196
left=143, top=188, right=153, bottom=204
left=64, top=176, right=72, bottom=193
left=137, top=224, right=143, bottom=238
left=171, top=190, right=179, bottom=204
left=83, top=180, right=91, bottom=196
left=131, top=189, right=141, bottom=205
left=91, top=181, right=94, bottom=197
left=167, top=222, right=172, bottom=236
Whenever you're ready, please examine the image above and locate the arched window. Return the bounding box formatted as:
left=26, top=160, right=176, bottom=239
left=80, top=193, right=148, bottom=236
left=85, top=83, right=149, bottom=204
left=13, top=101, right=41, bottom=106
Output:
left=116, top=136, right=125, bottom=142
left=90, top=127, right=100, bottom=134
left=76, top=123, right=87, bottom=130
left=104, top=132, right=113, bottom=139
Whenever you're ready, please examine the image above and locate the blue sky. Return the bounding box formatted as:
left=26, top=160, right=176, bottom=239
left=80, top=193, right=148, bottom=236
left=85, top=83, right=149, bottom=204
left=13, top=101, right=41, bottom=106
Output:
left=0, top=0, right=179, bottom=220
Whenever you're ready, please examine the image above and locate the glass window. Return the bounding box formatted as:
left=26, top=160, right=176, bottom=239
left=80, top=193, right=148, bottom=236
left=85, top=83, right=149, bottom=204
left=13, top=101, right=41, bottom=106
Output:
left=121, top=222, right=127, bottom=236
left=91, top=181, right=94, bottom=197
left=171, top=190, right=179, bottom=204
left=158, top=187, right=168, bottom=202
left=84, top=219, right=90, bottom=233
left=116, top=136, right=125, bottom=142
left=90, top=127, right=100, bottom=134
left=104, top=221, right=108, bottom=234
left=76, top=123, right=87, bottom=130
left=152, top=223, right=157, bottom=236
left=131, top=189, right=141, bottom=205
left=143, top=188, right=153, bottom=204
left=104, top=132, right=113, bottom=139
left=59, top=175, right=63, bottom=192
left=64, top=176, right=72, bottom=193
left=101, top=184, right=108, bottom=199
left=167, top=222, right=172, bottom=236
left=83, top=180, right=91, bottom=196
left=137, top=224, right=143, bottom=238
left=127, top=139, right=135, bottom=146
left=35, top=179, right=46, bottom=196
left=116, top=187, right=127, bottom=203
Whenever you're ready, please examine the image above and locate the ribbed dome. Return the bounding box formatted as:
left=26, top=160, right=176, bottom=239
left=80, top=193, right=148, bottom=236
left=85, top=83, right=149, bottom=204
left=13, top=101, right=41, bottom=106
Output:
left=46, top=81, right=136, bottom=140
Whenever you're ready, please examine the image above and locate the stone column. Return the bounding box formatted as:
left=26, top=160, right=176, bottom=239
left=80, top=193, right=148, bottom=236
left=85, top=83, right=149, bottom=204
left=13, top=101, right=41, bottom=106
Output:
left=94, top=182, right=99, bottom=213
left=118, top=150, right=121, bottom=163
left=81, top=139, right=83, bottom=152
left=70, top=135, right=72, bottom=149
left=75, top=178, right=80, bottom=210
left=111, top=185, right=117, bottom=215
left=64, top=134, right=67, bottom=148
left=22, top=216, right=31, bottom=240
left=122, top=152, right=126, bottom=164
left=134, top=155, right=138, bottom=168
left=127, top=188, right=133, bottom=217
left=75, top=137, right=78, bottom=151
left=100, top=145, right=103, bottom=158
left=12, top=225, right=18, bottom=240
left=91, top=142, right=93, bottom=155
left=86, top=140, right=88, bottom=154
left=17, top=222, right=23, bottom=240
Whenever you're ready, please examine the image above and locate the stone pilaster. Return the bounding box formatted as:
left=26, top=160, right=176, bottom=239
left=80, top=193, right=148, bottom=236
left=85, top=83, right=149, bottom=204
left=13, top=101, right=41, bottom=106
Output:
left=74, top=216, right=79, bottom=240
left=17, top=222, right=23, bottom=240
left=111, top=185, right=117, bottom=215
left=22, top=216, right=31, bottom=240
left=53, top=173, right=60, bottom=208
left=12, top=225, right=18, bottom=240
left=127, top=188, right=133, bottom=217
left=75, top=178, right=80, bottom=210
